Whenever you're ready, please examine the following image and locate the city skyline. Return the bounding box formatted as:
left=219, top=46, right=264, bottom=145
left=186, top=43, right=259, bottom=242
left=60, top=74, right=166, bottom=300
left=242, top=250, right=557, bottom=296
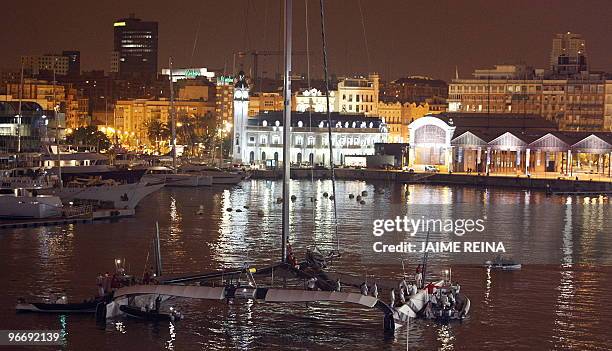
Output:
left=3, top=0, right=612, bottom=80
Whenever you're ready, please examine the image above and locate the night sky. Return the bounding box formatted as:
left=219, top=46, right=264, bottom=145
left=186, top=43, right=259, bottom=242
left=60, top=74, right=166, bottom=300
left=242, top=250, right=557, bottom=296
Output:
left=2, top=0, right=612, bottom=80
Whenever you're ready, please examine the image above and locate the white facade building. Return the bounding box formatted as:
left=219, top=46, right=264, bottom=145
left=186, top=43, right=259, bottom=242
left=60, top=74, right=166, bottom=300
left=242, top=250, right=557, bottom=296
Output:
left=242, top=112, right=389, bottom=166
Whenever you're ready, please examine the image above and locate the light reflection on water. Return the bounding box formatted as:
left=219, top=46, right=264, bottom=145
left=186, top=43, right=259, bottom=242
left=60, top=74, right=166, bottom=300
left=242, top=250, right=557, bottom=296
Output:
left=0, top=180, right=610, bottom=350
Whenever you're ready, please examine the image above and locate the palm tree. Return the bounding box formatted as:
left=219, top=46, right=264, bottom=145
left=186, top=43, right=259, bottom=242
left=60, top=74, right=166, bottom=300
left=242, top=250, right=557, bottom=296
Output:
left=145, top=119, right=170, bottom=154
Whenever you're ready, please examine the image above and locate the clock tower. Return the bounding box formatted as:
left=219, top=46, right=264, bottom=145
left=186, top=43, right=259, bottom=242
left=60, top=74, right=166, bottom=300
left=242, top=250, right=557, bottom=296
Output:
left=232, top=71, right=249, bottom=163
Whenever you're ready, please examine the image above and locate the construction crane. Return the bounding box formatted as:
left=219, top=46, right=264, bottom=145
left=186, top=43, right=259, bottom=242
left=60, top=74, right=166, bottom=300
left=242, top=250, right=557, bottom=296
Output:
left=234, top=50, right=309, bottom=90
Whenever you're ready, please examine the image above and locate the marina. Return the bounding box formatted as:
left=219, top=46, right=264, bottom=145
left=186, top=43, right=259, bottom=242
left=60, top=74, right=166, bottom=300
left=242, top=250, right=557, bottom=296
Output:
left=1, top=0, right=611, bottom=349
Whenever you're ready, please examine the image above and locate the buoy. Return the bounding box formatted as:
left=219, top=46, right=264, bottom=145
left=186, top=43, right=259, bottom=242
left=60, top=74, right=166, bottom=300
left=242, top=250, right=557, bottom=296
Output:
left=362, top=191, right=368, bottom=197
left=360, top=200, right=366, bottom=205
left=323, top=192, right=329, bottom=198
left=235, top=209, right=242, bottom=212
left=243, top=205, right=250, bottom=209
left=349, top=194, right=354, bottom=199
left=226, top=208, right=233, bottom=212
left=329, top=195, right=335, bottom=200
left=356, top=195, right=362, bottom=201
left=196, top=205, right=204, bottom=215
left=291, top=195, right=297, bottom=202
left=257, top=210, right=265, bottom=217
left=276, top=197, right=283, bottom=204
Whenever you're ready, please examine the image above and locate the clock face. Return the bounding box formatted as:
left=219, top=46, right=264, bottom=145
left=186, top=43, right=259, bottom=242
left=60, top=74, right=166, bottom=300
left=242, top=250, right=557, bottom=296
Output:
left=235, top=89, right=248, bottom=100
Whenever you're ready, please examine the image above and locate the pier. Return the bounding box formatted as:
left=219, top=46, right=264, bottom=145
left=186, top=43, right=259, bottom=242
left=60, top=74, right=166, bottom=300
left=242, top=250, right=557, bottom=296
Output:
left=251, top=168, right=612, bottom=193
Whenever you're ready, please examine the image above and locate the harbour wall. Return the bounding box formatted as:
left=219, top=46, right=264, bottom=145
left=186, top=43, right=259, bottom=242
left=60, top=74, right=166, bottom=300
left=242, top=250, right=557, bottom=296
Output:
left=251, top=169, right=612, bottom=193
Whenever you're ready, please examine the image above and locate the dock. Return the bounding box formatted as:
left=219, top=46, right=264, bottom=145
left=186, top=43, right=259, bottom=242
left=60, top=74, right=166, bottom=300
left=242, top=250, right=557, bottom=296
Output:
left=0, top=209, right=135, bottom=230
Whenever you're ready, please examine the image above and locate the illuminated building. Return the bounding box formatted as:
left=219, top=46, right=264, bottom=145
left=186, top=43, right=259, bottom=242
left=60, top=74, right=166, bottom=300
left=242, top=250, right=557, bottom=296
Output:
left=114, top=98, right=215, bottom=146
left=113, top=14, right=158, bottom=77
left=161, top=68, right=215, bottom=82
left=215, top=76, right=234, bottom=125
left=5, top=79, right=89, bottom=128
left=337, top=73, right=379, bottom=115
left=448, top=65, right=607, bottom=131
left=408, top=113, right=612, bottom=177
left=295, top=88, right=338, bottom=113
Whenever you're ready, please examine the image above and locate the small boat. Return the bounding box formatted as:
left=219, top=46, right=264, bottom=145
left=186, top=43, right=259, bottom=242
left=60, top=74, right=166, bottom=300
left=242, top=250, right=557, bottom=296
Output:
left=179, top=164, right=243, bottom=185
left=485, top=262, right=522, bottom=270
left=141, top=166, right=213, bottom=187
left=0, top=188, right=63, bottom=219
left=484, top=256, right=522, bottom=270
left=119, top=304, right=182, bottom=321
left=15, top=297, right=101, bottom=314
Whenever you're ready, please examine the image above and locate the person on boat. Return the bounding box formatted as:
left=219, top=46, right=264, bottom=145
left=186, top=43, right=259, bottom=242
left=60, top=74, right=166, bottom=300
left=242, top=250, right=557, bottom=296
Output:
left=390, top=288, right=396, bottom=307
left=103, top=272, right=111, bottom=294
left=425, top=282, right=437, bottom=294
left=96, top=273, right=104, bottom=297
left=335, top=279, right=342, bottom=292
left=360, top=282, right=369, bottom=296
left=372, top=283, right=379, bottom=299
left=143, top=267, right=152, bottom=285
left=307, top=277, right=318, bottom=291
left=154, top=296, right=162, bottom=312
left=399, top=286, right=406, bottom=304
left=110, top=274, right=120, bottom=290
left=424, top=301, right=434, bottom=319
left=452, top=282, right=461, bottom=299
left=415, top=270, right=423, bottom=289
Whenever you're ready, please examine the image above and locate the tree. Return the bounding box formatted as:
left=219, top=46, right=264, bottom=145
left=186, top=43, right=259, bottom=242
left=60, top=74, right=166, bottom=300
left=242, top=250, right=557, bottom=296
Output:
left=66, top=126, right=111, bottom=151
left=145, top=120, right=170, bottom=154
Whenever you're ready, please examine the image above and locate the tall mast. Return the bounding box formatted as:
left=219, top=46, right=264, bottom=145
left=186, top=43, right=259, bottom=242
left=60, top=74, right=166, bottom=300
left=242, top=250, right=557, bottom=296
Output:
left=53, top=58, right=62, bottom=188
left=17, top=62, right=24, bottom=154
left=169, top=57, right=177, bottom=172
left=281, top=0, right=292, bottom=263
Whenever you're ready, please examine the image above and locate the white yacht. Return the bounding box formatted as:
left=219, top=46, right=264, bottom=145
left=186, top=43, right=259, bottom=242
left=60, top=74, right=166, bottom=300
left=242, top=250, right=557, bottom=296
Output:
left=39, top=180, right=164, bottom=210
left=141, top=166, right=213, bottom=187
left=179, top=165, right=243, bottom=185
left=0, top=189, right=63, bottom=219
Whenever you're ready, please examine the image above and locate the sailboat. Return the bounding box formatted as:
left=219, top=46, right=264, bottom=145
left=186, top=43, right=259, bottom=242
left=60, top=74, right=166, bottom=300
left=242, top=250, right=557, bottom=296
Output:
left=101, top=0, right=467, bottom=334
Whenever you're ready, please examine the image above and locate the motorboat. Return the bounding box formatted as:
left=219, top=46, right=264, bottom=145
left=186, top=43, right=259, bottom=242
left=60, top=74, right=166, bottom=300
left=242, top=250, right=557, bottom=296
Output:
left=39, top=179, right=164, bottom=210
left=0, top=188, right=63, bottom=219
left=180, top=164, right=243, bottom=185
left=141, top=166, right=212, bottom=187
left=484, top=256, right=522, bottom=270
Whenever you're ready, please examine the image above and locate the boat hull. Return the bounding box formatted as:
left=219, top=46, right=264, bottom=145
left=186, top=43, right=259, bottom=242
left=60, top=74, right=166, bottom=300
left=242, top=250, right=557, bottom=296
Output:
left=141, top=174, right=212, bottom=187
left=0, top=195, right=63, bottom=219
left=40, top=182, right=164, bottom=209
left=16, top=301, right=98, bottom=313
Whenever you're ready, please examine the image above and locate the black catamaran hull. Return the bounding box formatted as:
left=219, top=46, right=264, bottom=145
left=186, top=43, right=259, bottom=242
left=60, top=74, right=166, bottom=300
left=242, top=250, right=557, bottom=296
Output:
left=16, top=301, right=99, bottom=313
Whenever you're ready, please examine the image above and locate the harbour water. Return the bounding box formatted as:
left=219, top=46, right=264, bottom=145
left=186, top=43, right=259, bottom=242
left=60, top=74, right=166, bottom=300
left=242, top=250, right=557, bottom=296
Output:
left=1, top=180, right=611, bottom=350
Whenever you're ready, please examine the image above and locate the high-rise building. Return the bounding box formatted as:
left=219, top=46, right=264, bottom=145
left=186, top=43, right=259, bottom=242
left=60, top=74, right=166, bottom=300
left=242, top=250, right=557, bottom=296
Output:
left=550, top=32, right=587, bottom=77
left=62, top=51, right=81, bottom=76
left=113, top=14, right=158, bottom=77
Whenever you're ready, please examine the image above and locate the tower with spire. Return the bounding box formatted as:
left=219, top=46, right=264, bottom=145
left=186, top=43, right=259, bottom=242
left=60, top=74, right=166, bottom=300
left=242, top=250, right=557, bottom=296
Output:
left=232, top=71, right=249, bottom=163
